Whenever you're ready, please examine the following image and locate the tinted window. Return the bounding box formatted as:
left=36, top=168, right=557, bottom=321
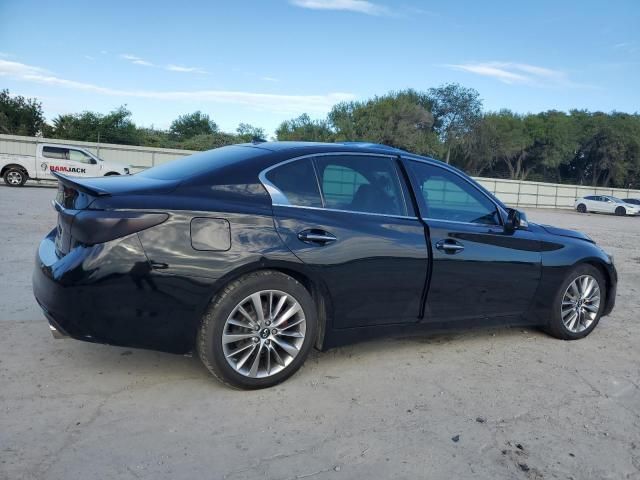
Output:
left=43, top=146, right=69, bottom=160
left=409, top=161, right=499, bottom=225
left=584, top=196, right=595, bottom=200
left=138, top=145, right=265, bottom=181
left=315, top=155, right=407, bottom=216
left=265, top=159, right=322, bottom=207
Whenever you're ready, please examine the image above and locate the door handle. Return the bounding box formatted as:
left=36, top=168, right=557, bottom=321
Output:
left=297, top=229, right=337, bottom=245
left=435, top=239, right=464, bottom=254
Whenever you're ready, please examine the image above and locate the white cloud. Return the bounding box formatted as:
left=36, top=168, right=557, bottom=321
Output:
left=261, top=76, right=279, bottom=82
left=120, top=53, right=154, bottom=67
left=121, top=54, right=207, bottom=74
left=84, top=55, right=95, bottom=62
left=165, top=64, right=207, bottom=74
left=0, top=59, right=355, bottom=114
left=290, top=0, right=389, bottom=16
left=0, top=59, right=48, bottom=77
left=444, top=61, right=585, bottom=87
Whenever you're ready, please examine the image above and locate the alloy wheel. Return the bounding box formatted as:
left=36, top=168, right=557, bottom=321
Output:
left=561, top=275, right=600, bottom=333
left=7, top=171, right=23, bottom=185
left=222, top=290, right=306, bottom=378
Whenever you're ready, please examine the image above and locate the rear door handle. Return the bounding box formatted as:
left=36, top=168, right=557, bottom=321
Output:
left=297, top=229, right=337, bottom=245
left=435, top=239, right=464, bottom=254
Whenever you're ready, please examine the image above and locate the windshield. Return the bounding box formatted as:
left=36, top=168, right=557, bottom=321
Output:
left=608, top=196, right=625, bottom=203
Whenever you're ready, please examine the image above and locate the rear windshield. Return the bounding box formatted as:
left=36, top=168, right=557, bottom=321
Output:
left=137, top=145, right=266, bottom=181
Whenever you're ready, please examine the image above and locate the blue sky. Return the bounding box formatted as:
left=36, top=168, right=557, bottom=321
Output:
left=1, top=0, right=638, bottom=136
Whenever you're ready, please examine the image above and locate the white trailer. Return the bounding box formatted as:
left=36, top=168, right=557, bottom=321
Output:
left=1, top=142, right=130, bottom=186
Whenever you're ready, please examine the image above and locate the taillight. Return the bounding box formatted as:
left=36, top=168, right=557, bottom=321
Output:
left=70, top=211, right=168, bottom=245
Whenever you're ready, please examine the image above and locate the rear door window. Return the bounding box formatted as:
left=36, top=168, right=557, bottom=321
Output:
left=314, top=155, right=408, bottom=216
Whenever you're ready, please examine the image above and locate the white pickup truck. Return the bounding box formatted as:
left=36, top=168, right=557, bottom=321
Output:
left=1, top=143, right=130, bottom=186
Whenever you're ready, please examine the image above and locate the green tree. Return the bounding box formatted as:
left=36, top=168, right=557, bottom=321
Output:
left=483, top=110, right=535, bottom=180
left=0, top=89, right=45, bottom=136
left=428, top=83, right=482, bottom=164
left=275, top=114, right=335, bottom=142
left=236, top=123, right=267, bottom=142
left=328, top=90, right=439, bottom=155
left=452, top=118, right=499, bottom=176
left=48, top=106, right=140, bottom=145
left=574, top=112, right=640, bottom=187
left=136, top=127, right=173, bottom=148
left=179, top=132, right=239, bottom=151
left=523, top=111, right=577, bottom=182
left=169, top=111, right=218, bottom=141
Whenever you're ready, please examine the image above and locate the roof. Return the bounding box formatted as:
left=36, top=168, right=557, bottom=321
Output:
left=242, top=141, right=408, bottom=155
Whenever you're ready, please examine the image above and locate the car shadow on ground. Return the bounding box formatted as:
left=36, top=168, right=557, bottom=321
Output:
left=50, top=325, right=546, bottom=390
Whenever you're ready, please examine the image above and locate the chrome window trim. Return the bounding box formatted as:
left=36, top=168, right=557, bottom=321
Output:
left=421, top=217, right=501, bottom=228
left=259, top=151, right=409, bottom=216
left=310, top=157, right=326, bottom=207
left=272, top=203, right=418, bottom=221
left=403, top=156, right=505, bottom=226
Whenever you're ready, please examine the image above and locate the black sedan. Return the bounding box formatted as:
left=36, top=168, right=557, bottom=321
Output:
left=33, top=142, right=617, bottom=389
left=623, top=198, right=640, bottom=206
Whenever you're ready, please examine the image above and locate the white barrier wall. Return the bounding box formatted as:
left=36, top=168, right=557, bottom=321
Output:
left=0, top=134, right=195, bottom=169
left=3, top=134, right=640, bottom=208
left=475, top=177, right=640, bottom=209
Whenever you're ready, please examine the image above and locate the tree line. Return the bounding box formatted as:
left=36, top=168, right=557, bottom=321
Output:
left=2, top=86, right=639, bottom=188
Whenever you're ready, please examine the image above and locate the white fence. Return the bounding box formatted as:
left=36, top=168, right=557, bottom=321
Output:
left=3, top=134, right=640, bottom=208
left=0, top=134, right=195, bottom=169
left=475, top=177, right=640, bottom=209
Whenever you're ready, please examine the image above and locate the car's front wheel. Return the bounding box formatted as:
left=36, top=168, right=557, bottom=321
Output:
left=615, top=206, right=626, bottom=216
left=545, top=264, right=605, bottom=340
left=197, top=270, right=317, bottom=389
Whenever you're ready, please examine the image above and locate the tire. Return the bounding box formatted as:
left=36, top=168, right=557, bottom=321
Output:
left=104, top=172, right=120, bottom=176
left=3, top=167, right=27, bottom=187
left=576, top=204, right=587, bottom=213
left=544, top=264, right=606, bottom=340
left=615, top=206, right=626, bottom=216
left=197, top=270, right=318, bottom=389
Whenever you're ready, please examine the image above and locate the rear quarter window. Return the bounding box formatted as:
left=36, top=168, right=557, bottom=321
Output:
left=264, top=159, right=322, bottom=207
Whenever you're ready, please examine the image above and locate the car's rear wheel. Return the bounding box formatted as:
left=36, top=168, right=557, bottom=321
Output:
left=576, top=203, right=587, bottom=213
left=3, top=167, right=27, bottom=187
left=615, top=206, right=626, bottom=216
left=197, top=270, right=317, bottom=389
left=545, top=264, right=605, bottom=340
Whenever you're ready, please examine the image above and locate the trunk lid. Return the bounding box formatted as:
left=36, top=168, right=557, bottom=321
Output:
left=52, top=172, right=174, bottom=256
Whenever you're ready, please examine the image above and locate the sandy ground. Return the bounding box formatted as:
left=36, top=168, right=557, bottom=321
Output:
left=1, top=184, right=639, bottom=480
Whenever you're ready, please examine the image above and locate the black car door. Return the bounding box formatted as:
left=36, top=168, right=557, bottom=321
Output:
left=263, top=153, right=429, bottom=329
left=404, top=158, right=542, bottom=322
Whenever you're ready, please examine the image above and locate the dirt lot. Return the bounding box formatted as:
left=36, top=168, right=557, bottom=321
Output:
left=1, top=184, right=639, bottom=480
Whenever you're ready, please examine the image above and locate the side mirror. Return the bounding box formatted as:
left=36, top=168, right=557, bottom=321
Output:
left=505, top=208, right=528, bottom=232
